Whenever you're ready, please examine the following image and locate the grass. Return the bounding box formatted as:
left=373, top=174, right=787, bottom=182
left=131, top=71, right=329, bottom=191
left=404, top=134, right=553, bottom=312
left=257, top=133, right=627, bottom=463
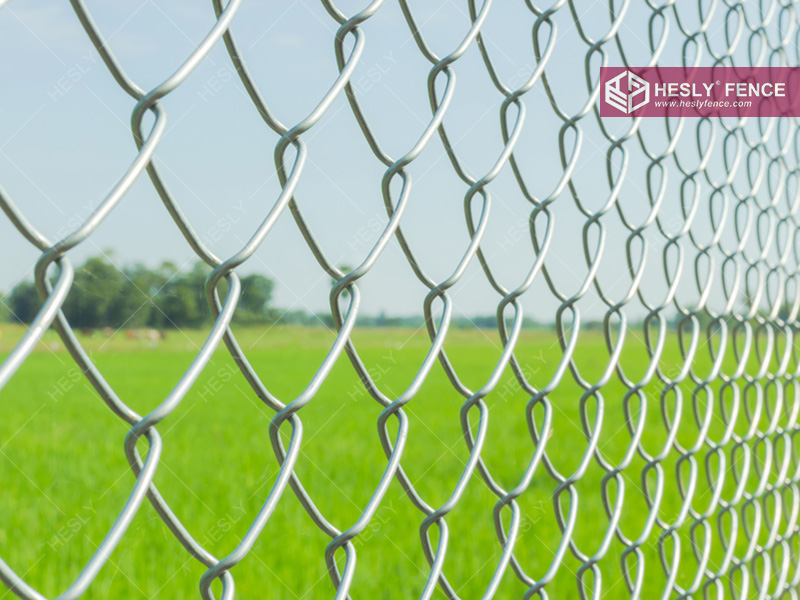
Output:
left=0, top=323, right=793, bottom=599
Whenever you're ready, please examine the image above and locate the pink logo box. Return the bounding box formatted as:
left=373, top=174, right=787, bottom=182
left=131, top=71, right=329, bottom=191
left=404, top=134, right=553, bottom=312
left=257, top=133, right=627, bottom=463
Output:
left=599, top=67, right=800, bottom=117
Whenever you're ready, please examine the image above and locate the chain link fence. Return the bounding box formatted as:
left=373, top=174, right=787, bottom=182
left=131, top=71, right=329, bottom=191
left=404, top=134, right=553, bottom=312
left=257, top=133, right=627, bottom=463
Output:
left=1, top=0, right=800, bottom=598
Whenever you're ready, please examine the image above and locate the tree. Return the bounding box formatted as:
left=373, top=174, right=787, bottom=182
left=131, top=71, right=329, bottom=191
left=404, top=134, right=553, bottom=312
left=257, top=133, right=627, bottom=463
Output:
left=8, top=281, right=40, bottom=324
left=2, top=255, right=276, bottom=329
left=62, top=256, right=127, bottom=328
left=0, top=297, right=11, bottom=322
left=121, top=263, right=170, bottom=328
left=235, top=274, right=274, bottom=323
left=151, top=262, right=211, bottom=329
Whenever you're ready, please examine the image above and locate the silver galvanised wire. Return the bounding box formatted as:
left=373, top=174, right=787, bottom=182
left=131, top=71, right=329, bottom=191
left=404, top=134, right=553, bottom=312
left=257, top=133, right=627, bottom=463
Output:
left=1, top=0, right=800, bottom=599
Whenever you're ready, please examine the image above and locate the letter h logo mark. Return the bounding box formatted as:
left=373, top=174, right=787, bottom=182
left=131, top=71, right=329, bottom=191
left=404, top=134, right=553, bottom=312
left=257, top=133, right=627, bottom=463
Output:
left=605, top=70, right=650, bottom=114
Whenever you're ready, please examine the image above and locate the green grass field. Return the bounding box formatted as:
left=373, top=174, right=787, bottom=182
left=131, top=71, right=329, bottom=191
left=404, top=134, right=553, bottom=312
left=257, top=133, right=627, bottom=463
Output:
left=0, top=323, right=790, bottom=599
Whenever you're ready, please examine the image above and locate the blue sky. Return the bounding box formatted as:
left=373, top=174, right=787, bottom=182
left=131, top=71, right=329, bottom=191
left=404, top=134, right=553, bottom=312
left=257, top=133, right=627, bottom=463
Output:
left=0, top=0, right=786, bottom=321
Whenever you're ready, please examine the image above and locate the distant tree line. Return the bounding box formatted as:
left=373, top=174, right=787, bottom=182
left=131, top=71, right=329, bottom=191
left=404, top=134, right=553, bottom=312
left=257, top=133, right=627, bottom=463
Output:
left=0, top=254, right=554, bottom=331
left=1, top=255, right=274, bottom=329
left=275, top=310, right=546, bottom=330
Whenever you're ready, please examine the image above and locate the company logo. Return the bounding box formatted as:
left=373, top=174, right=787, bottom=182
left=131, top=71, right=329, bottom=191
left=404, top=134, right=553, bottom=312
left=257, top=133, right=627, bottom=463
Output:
left=604, top=70, right=650, bottom=114
left=600, top=67, right=799, bottom=118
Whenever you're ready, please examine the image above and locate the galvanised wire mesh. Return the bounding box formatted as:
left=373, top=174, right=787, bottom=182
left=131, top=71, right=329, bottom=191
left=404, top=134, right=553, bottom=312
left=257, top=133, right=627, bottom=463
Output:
left=2, top=0, right=800, bottom=599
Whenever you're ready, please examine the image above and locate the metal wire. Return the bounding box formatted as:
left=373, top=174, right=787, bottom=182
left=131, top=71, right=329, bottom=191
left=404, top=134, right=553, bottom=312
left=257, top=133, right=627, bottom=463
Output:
left=1, top=0, right=800, bottom=598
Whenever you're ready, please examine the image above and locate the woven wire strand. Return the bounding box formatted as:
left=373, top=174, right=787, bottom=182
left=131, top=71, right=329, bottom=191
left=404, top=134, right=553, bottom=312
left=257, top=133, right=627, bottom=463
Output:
left=1, top=0, right=800, bottom=599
